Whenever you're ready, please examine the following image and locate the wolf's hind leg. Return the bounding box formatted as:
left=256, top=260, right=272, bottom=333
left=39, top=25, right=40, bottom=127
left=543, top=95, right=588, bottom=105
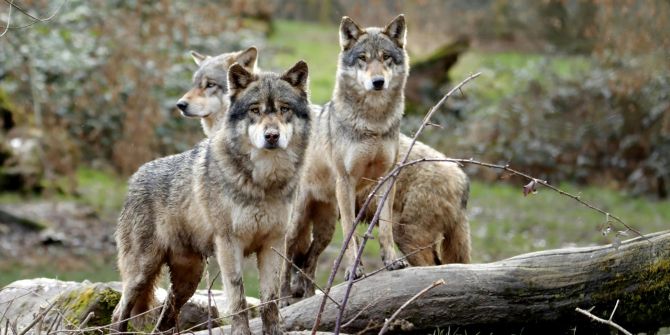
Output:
left=112, top=250, right=163, bottom=332
left=299, top=200, right=337, bottom=298
left=379, top=181, right=408, bottom=270
left=280, top=194, right=312, bottom=306
left=158, top=251, right=205, bottom=331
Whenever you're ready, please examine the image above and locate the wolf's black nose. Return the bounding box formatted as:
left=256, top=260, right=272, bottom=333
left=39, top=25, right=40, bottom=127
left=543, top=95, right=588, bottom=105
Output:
left=372, top=78, right=385, bottom=90
left=265, top=130, right=280, bottom=145
left=176, top=100, right=189, bottom=112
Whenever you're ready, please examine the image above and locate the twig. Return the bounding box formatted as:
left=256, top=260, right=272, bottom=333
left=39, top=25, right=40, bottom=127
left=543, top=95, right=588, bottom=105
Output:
left=270, top=247, right=342, bottom=309
left=0, top=0, right=68, bottom=30
left=0, top=297, right=15, bottom=326
left=391, top=157, right=641, bottom=238
left=18, top=300, right=56, bottom=335
left=178, top=296, right=293, bottom=334
left=328, top=73, right=482, bottom=335
left=151, top=286, right=171, bottom=333
left=354, top=238, right=444, bottom=283
left=0, top=0, right=14, bottom=38
left=609, top=299, right=620, bottom=321
left=341, top=296, right=382, bottom=329
left=9, top=319, right=17, bottom=335
left=378, top=279, right=445, bottom=335
left=206, top=264, right=213, bottom=335
left=78, top=312, right=94, bottom=329
left=575, top=300, right=631, bottom=335
left=45, top=314, right=59, bottom=335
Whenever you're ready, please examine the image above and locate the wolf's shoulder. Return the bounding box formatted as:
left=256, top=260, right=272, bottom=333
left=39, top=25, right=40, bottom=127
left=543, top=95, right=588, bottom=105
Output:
left=128, top=140, right=208, bottom=187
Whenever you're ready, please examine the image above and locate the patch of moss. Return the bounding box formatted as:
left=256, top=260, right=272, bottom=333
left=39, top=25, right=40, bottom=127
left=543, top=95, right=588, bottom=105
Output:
left=55, top=284, right=121, bottom=330
left=592, top=253, right=670, bottom=333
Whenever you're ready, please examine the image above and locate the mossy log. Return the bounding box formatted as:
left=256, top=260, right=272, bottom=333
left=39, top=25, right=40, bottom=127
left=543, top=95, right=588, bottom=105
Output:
left=206, top=231, right=670, bottom=335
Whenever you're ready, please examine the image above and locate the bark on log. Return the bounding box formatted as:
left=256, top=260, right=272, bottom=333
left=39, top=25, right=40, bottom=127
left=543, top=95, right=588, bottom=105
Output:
left=204, top=231, right=670, bottom=335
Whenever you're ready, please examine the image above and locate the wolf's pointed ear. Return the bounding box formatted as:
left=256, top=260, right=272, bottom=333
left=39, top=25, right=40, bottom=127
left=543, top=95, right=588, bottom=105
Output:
left=190, top=50, right=209, bottom=66
left=281, top=60, right=309, bottom=91
left=340, top=16, right=363, bottom=50
left=383, top=14, right=406, bottom=48
left=236, top=46, right=258, bottom=71
left=228, top=63, right=255, bottom=92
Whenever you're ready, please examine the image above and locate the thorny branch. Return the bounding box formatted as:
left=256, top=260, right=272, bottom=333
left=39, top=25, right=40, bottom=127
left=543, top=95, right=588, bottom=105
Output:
left=575, top=299, right=631, bottom=335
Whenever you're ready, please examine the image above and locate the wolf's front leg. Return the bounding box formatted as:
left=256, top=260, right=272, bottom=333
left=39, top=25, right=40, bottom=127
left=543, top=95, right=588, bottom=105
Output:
left=335, top=176, right=364, bottom=280
left=258, top=237, right=284, bottom=335
left=378, top=180, right=408, bottom=270
left=215, top=236, right=251, bottom=335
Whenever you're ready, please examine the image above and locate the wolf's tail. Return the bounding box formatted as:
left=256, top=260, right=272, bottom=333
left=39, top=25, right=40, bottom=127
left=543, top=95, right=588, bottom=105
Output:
left=439, top=180, right=471, bottom=264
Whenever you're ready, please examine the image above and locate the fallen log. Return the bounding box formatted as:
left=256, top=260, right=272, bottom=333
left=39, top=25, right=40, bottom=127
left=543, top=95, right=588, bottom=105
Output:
left=205, top=230, right=670, bottom=335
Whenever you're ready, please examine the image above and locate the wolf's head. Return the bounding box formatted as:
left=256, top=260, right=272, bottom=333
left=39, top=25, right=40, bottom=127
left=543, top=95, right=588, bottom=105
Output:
left=223, top=61, right=310, bottom=152
left=337, top=14, right=408, bottom=94
left=176, top=47, right=258, bottom=120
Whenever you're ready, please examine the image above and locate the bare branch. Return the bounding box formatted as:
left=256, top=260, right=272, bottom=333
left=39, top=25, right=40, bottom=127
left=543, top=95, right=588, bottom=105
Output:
left=0, top=0, right=68, bottom=31
left=393, top=157, right=641, bottom=238
left=78, top=312, right=94, bottom=330
left=340, top=296, right=382, bottom=329
left=271, top=247, right=342, bottom=309
left=575, top=300, right=631, bottom=335
left=354, top=238, right=444, bottom=283
left=0, top=0, right=14, bottom=38
left=378, top=279, right=445, bottom=335
left=151, top=285, right=171, bottom=334
left=18, top=300, right=56, bottom=335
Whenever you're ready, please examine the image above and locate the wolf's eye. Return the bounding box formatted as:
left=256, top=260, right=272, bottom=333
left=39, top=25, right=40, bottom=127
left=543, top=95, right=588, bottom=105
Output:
left=249, top=107, right=260, bottom=114
left=357, top=54, right=367, bottom=61
left=206, top=82, right=217, bottom=89
left=382, top=54, right=391, bottom=61
left=280, top=106, right=290, bottom=113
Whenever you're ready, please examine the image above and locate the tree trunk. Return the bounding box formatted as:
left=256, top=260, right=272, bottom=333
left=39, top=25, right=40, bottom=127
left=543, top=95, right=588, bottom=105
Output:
left=203, top=231, right=670, bottom=335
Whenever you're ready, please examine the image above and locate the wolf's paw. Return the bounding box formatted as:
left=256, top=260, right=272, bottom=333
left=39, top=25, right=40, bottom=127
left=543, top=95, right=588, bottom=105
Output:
left=262, top=323, right=283, bottom=335
left=344, top=266, right=364, bottom=281
left=384, top=258, right=409, bottom=271
left=291, top=279, right=305, bottom=298
left=231, top=326, right=252, bottom=335
left=278, top=298, right=291, bottom=309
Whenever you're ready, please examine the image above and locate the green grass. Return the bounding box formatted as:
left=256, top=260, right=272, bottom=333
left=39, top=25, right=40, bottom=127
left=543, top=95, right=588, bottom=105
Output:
left=266, top=20, right=340, bottom=104
left=0, top=254, right=119, bottom=286
left=468, top=181, right=670, bottom=263
left=450, top=51, right=593, bottom=104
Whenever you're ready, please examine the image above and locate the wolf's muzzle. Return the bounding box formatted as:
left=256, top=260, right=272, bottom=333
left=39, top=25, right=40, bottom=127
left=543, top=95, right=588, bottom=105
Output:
left=264, top=128, right=280, bottom=149
left=176, top=100, right=189, bottom=112
left=372, top=77, right=385, bottom=90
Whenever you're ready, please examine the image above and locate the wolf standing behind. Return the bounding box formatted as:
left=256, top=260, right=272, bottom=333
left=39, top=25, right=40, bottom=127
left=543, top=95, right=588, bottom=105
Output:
left=283, top=14, right=410, bottom=289
left=113, top=60, right=311, bottom=335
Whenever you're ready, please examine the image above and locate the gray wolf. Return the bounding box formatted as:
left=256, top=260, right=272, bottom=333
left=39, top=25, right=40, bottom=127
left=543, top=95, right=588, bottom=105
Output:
left=176, top=47, right=258, bottom=137
left=280, top=14, right=411, bottom=299
left=112, top=60, right=311, bottom=335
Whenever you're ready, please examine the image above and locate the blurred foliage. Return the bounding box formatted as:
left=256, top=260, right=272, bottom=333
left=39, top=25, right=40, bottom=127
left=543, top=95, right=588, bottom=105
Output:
left=0, top=0, right=668, bottom=198
left=0, top=0, right=265, bottom=179
left=478, top=66, right=669, bottom=197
